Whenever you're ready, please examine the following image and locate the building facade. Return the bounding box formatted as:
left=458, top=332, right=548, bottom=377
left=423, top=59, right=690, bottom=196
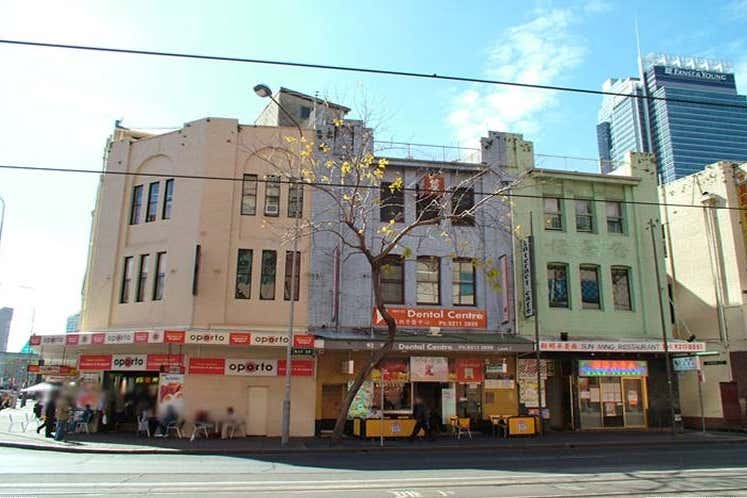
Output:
left=597, top=54, right=747, bottom=182
left=509, top=147, right=704, bottom=430
left=661, top=161, right=747, bottom=428
left=0, top=307, right=12, bottom=352
left=65, top=312, right=80, bottom=334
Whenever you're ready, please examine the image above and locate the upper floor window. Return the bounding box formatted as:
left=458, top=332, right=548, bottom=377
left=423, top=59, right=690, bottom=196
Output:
left=416, top=256, right=440, bottom=305
left=241, top=174, right=258, bottom=215
left=235, top=249, right=253, bottom=299
left=575, top=199, right=593, bottom=232
left=146, top=182, right=160, bottom=223
left=260, top=250, right=277, bottom=300
left=451, top=187, right=475, bottom=226
left=380, top=255, right=404, bottom=304
left=162, top=179, right=174, bottom=220
left=543, top=197, right=562, bottom=230
left=129, top=185, right=143, bottom=225
left=288, top=182, right=304, bottom=218
left=153, top=251, right=167, bottom=301
left=284, top=251, right=301, bottom=301
left=380, top=182, right=404, bottom=223
left=606, top=201, right=624, bottom=233
left=120, top=256, right=133, bottom=303
left=264, top=175, right=281, bottom=216
left=611, top=266, right=632, bottom=311
left=452, top=258, right=476, bottom=306
left=416, top=184, right=441, bottom=223
left=547, top=263, right=569, bottom=308
left=580, top=265, right=600, bottom=310
left=299, top=106, right=312, bottom=119
left=136, top=254, right=150, bottom=303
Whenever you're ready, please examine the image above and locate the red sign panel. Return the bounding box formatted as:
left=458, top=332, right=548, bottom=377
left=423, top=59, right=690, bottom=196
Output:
left=65, top=334, right=79, bottom=346
left=278, top=359, right=314, bottom=377
left=146, top=354, right=184, bottom=371
left=456, top=358, right=484, bottom=383
left=421, top=174, right=445, bottom=193
left=30, top=335, right=41, bottom=346
left=92, top=333, right=106, bottom=345
left=164, top=330, right=186, bottom=343
left=134, top=331, right=150, bottom=343
left=229, top=332, right=251, bottom=345
left=188, top=357, right=225, bottom=375
left=293, top=335, right=315, bottom=347
left=79, top=354, right=112, bottom=371
left=372, top=307, right=487, bottom=329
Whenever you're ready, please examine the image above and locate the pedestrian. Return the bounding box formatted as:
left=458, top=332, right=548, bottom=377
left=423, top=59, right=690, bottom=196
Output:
left=156, top=405, right=178, bottom=437
left=37, top=395, right=57, bottom=438
left=409, top=396, right=429, bottom=442
left=428, top=408, right=441, bottom=441
left=54, top=396, right=71, bottom=441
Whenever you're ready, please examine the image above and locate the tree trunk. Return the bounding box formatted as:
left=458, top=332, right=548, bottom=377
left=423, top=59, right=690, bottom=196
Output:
left=331, top=265, right=398, bottom=445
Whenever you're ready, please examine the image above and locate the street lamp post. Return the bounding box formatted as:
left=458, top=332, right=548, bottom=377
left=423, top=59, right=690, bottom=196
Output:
left=254, top=84, right=304, bottom=446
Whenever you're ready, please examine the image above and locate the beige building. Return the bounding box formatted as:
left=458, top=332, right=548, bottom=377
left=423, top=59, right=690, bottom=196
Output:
left=661, top=161, right=747, bottom=428
left=36, top=103, right=329, bottom=437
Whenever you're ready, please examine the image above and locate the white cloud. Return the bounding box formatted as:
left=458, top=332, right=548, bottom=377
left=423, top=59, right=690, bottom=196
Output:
left=447, top=8, right=590, bottom=148
left=583, top=0, right=613, bottom=14
left=725, top=0, right=747, bottom=20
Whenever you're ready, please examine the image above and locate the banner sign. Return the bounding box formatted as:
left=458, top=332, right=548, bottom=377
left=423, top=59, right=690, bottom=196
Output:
left=146, top=354, right=184, bottom=371
left=372, top=307, right=487, bottom=329
left=372, top=359, right=409, bottom=382
left=158, top=373, right=184, bottom=417
left=410, top=357, right=449, bottom=382
left=456, top=358, right=484, bottom=383
left=521, top=238, right=535, bottom=318
left=92, top=333, right=106, bottom=345
left=104, top=331, right=135, bottom=345
left=66, top=335, right=79, bottom=346
left=188, top=357, right=225, bottom=375
left=27, top=365, right=77, bottom=376
left=79, top=354, right=113, bottom=371
left=111, top=354, right=147, bottom=371
left=164, top=330, right=186, bottom=343
left=498, top=255, right=510, bottom=324
left=673, top=356, right=700, bottom=372
left=185, top=332, right=230, bottom=345
left=29, top=335, right=65, bottom=346
left=578, top=360, right=648, bottom=377
left=540, top=340, right=706, bottom=353
left=225, top=359, right=278, bottom=376
left=278, top=359, right=314, bottom=377
left=229, top=332, right=251, bottom=345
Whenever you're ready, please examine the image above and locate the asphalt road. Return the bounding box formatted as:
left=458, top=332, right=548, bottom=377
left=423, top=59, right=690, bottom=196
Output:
left=1, top=443, right=746, bottom=497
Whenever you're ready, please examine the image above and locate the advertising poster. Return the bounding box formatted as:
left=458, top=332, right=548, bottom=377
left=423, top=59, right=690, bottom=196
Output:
left=410, top=357, right=449, bottom=382
left=371, top=359, right=409, bottom=382
left=456, top=358, right=484, bottom=383
left=158, top=373, right=184, bottom=417
left=347, top=381, right=373, bottom=419
left=76, top=372, right=102, bottom=409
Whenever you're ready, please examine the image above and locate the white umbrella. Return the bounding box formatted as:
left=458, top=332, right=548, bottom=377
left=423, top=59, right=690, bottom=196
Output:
left=20, top=382, right=59, bottom=394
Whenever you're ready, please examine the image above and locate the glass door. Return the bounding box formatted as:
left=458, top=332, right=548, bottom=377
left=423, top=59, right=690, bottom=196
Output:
left=577, top=377, right=603, bottom=429
left=622, top=378, right=646, bottom=427
left=600, top=377, right=624, bottom=427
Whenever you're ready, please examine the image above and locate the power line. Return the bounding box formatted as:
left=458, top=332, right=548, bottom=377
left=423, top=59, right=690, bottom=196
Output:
left=0, top=162, right=744, bottom=212
left=1, top=39, right=746, bottom=111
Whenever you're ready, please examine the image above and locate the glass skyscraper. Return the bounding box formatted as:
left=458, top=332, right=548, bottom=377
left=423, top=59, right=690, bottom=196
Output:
left=597, top=54, right=747, bottom=182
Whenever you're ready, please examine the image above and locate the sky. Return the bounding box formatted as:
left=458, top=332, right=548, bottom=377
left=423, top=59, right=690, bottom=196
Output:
left=0, top=0, right=745, bottom=351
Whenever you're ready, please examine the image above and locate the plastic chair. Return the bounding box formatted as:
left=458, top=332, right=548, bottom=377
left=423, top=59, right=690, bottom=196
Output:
left=137, top=413, right=151, bottom=437
left=190, top=422, right=211, bottom=442
left=449, top=416, right=472, bottom=440
left=228, top=421, right=246, bottom=439
left=165, top=421, right=183, bottom=439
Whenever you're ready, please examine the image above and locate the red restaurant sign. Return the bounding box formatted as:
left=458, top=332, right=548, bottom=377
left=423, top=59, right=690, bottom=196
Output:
left=79, top=354, right=113, bottom=371
left=372, top=307, right=487, bottom=329
left=456, top=358, right=484, bottom=382
left=164, top=330, right=186, bottom=343
left=188, top=357, right=226, bottom=375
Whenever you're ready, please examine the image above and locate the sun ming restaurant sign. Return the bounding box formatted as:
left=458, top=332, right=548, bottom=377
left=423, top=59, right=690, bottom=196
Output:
left=372, top=307, right=487, bottom=329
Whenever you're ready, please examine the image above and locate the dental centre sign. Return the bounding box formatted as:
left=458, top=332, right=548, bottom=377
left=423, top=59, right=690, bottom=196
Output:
left=372, top=307, right=487, bottom=329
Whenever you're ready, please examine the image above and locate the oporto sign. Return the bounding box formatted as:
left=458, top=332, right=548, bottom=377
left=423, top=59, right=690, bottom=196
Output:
left=225, top=359, right=277, bottom=376
left=111, top=354, right=147, bottom=371
left=185, top=333, right=229, bottom=345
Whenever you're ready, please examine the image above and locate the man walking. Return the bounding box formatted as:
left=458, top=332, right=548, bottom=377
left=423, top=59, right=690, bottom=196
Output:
left=409, top=397, right=429, bottom=442
left=54, top=396, right=71, bottom=442
left=37, top=395, right=57, bottom=438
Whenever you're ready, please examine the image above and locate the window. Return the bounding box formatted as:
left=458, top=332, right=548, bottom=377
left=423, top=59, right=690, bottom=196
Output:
left=547, top=263, right=569, bottom=308
left=580, top=265, right=600, bottom=309
left=575, top=199, right=593, bottom=232
left=129, top=185, right=143, bottom=225
left=241, top=174, right=258, bottom=215
left=380, top=256, right=404, bottom=304
left=146, top=182, right=160, bottom=222
left=136, top=254, right=150, bottom=303
left=260, top=250, right=277, bottom=300
left=606, top=201, right=623, bottom=233
left=120, top=256, right=133, bottom=303
left=284, top=251, right=301, bottom=301
left=380, top=182, right=404, bottom=222
left=287, top=182, right=303, bottom=218
left=416, top=185, right=441, bottom=222
left=153, top=252, right=167, bottom=301
left=544, top=197, right=562, bottom=230
left=452, top=258, right=476, bottom=306
left=299, top=106, right=311, bottom=119
left=451, top=187, right=475, bottom=226
left=162, top=179, right=174, bottom=220
left=235, top=249, right=253, bottom=299
left=264, top=175, right=281, bottom=216
left=611, top=267, right=632, bottom=311
left=416, top=256, right=440, bottom=305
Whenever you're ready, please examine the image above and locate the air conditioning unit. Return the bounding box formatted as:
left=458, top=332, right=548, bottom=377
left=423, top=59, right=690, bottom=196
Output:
left=341, top=360, right=354, bottom=374
left=265, top=203, right=279, bottom=216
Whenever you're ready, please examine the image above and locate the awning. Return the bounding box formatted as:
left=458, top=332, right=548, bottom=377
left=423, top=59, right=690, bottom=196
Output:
left=539, top=338, right=706, bottom=353
left=312, top=329, right=534, bottom=353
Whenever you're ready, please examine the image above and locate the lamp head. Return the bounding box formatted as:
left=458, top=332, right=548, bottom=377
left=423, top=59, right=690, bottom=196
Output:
left=253, top=84, right=273, bottom=98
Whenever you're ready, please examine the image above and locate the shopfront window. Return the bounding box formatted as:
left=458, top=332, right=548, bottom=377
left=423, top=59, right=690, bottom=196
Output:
left=580, top=265, right=600, bottom=309
left=416, top=256, right=440, bottom=305
left=373, top=382, right=412, bottom=413
left=380, top=256, right=404, bottom=304
left=547, top=263, right=569, bottom=308
left=452, top=258, right=476, bottom=306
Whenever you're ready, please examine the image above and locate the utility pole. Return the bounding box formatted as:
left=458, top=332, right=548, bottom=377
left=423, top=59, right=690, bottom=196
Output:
left=648, top=218, right=677, bottom=434
left=529, top=211, right=543, bottom=434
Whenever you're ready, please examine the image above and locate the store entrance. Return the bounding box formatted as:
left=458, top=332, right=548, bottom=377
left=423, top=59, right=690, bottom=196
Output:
left=102, top=371, right=159, bottom=430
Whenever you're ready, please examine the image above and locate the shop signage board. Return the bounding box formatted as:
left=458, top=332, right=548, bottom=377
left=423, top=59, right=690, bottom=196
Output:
left=188, top=357, right=225, bottom=375
left=358, top=341, right=531, bottom=353
left=540, top=340, right=706, bottom=353
left=104, top=332, right=135, bottom=345
left=498, top=255, right=510, bottom=324
left=673, top=356, right=700, bottom=372
left=146, top=354, right=184, bottom=371
left=29, top=335, right=65, bottom=346
left=291, top=348, right=314, bottom=356
left=372, top=307, right=487, bottom=329
left=372, top=359, right=409, bottom=382
left=79, top=354, right=113, bottom=371
left=225, top=359, right=278, bottom=376
left=704, top=360, right=728, bottom=366
left=578, top=360, right=648, bottom=377
left=164, top=330, right=186, bottom=343
left=27, top=365, right=77, bottom=376
left=521, top=238, right=534, bottom=318
left=229, top=332, right=252, bottom=345
left=455, top=358, right=484, bottom=383
left=410, top=357, right=449, bottom=382
left=157, top=373, right=185, bottom=417
left=66, top=335, right=79, bottom=346
left=278, top=359, right=314, bottom=377
left=185, top=332, right=230, bottom=345
left=111, top=354, right=148, bottom=371
left=189, top=357, right=313, bottom=377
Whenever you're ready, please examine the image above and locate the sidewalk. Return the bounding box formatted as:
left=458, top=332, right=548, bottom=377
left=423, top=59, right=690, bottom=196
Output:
left=2, top=406, right=746, bottom=455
